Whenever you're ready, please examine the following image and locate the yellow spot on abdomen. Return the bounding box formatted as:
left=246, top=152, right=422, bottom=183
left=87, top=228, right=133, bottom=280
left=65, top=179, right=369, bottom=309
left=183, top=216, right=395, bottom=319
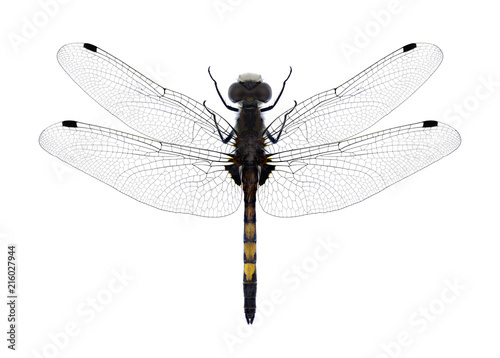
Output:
left=244, top=242, right=256, bottom=260
left=244, top=263, right=255, bottom=281
left=244, top=222, right=256, bottom=240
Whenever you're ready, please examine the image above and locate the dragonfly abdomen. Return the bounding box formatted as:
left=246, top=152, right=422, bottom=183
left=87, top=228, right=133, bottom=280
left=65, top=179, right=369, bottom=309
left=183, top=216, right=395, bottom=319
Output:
left=242, top=165, right=258, bottom=324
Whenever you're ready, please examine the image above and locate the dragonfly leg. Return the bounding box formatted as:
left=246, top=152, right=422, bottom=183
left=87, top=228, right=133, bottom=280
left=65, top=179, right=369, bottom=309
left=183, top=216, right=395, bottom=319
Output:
left=261, top=67, right=293, bottom=113
left=265, top=100, right=297, bottom=144
left=203, top=101, right=235, bottom=143
left=208, top=67, right=239, bottom=112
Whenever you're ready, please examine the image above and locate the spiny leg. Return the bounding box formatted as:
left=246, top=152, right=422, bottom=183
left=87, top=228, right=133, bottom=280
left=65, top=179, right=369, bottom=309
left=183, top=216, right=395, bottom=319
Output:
left=203, top=100, right=236, bottom=143
left=207, top=67, right=239, bottom=112
left=261, top=66, right=293, bottom=113
left=265, top=100, right=297, bottom=144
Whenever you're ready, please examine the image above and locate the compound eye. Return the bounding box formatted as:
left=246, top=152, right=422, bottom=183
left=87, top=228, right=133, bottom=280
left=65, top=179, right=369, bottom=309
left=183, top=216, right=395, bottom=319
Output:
left=228, top=83, right=247, bottom=103
left=254, top=83, right=272, bottom=103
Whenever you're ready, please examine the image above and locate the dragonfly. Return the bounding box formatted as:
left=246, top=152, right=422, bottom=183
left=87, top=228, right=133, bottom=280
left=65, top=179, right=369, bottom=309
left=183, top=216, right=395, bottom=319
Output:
left=40, top=42, right=461, bottom=324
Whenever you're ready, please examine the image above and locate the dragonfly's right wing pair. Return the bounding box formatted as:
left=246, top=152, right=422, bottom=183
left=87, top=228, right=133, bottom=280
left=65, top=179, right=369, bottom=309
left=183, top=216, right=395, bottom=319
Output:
left=261, top=43, right=460, bottom=216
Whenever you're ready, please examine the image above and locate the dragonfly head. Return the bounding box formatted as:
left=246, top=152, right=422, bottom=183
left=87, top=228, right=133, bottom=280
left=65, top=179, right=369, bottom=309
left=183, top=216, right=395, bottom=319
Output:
left=229, top=73, right=272, bottom=106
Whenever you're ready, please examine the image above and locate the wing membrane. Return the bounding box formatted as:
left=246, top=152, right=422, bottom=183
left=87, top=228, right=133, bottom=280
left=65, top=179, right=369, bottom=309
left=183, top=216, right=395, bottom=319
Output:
left=57, top=43, right=233, bottom=151
left=39, top=121, right=242, bottom=217
left=258, top=121, right=460, bottom=217
left=265, top=43, right=443, bottom=151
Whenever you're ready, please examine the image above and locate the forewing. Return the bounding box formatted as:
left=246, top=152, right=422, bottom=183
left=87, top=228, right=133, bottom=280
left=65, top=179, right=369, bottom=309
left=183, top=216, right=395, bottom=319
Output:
left=57, top=43, right=233, bottom=150
left=40, top=121, right=242, bottom=217
left=258, top=121, right=460, bottom=217
left=265, top=43, right=443, bottom=150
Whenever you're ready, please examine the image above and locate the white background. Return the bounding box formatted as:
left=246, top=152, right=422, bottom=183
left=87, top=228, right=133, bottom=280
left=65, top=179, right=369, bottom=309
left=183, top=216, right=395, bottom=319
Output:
left=1, top=0, right=499, bottom=357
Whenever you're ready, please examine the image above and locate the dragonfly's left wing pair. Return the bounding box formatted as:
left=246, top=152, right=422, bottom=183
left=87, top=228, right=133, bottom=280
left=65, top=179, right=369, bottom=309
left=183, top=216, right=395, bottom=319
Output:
left=41, top=43, right=242, bottom=217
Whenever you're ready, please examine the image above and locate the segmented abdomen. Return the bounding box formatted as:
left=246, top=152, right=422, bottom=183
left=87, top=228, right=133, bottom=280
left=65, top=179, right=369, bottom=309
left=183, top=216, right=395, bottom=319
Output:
left=242, top=165, right=257, bottom=324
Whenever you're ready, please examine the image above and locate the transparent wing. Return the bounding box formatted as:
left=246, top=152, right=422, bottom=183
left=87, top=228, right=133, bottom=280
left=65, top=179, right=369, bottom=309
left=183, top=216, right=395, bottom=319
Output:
left=57, top=43, right=234, bottom=151
left=265, top=43, right=443, bottom=151
left=258, top=121, right=460, bottom=217
left=39, top=121, right=242, bottom=217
